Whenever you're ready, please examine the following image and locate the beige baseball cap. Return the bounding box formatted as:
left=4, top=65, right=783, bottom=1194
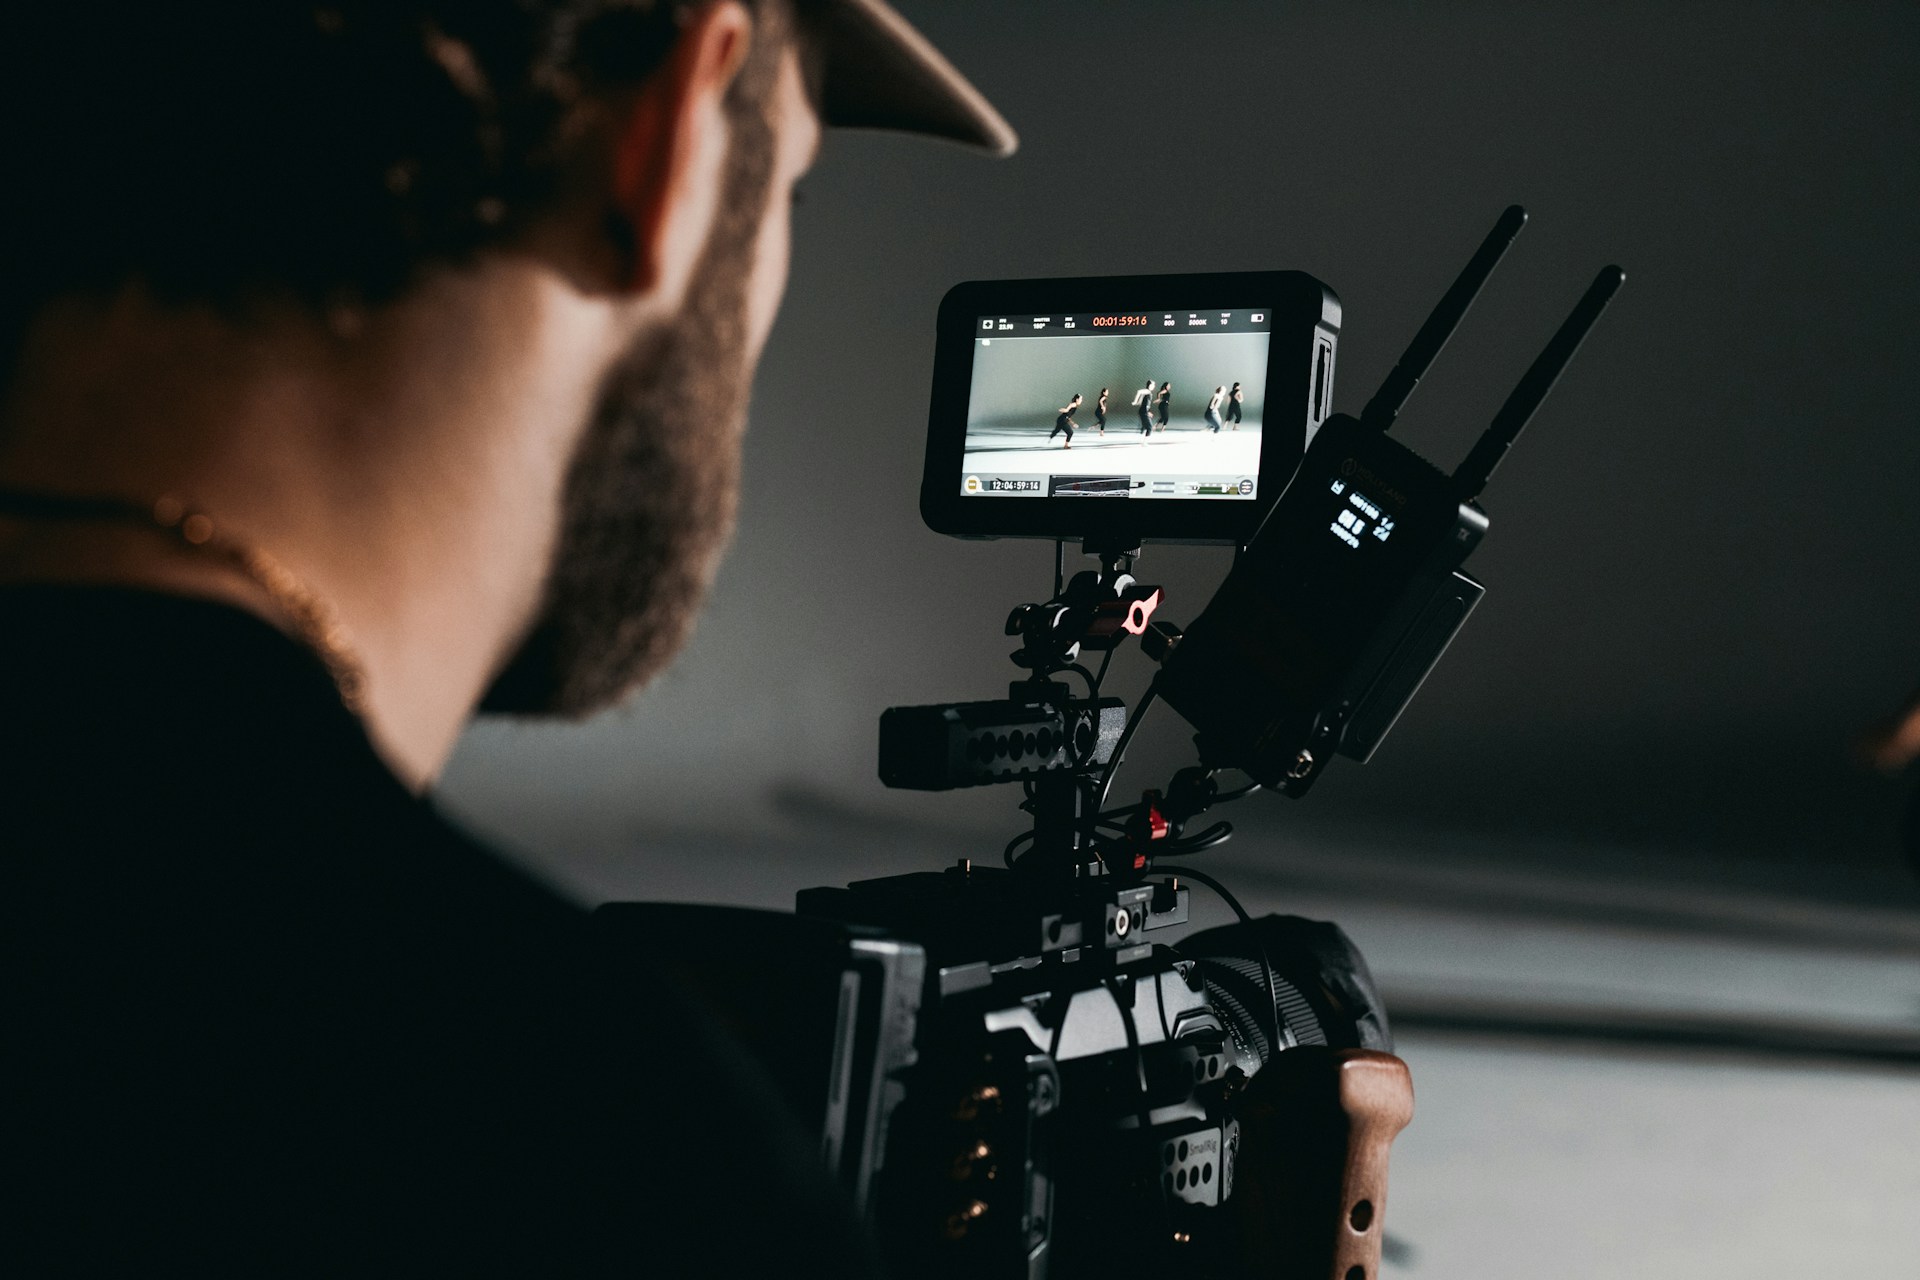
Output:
left=814, top=0, right=1018, bottom=156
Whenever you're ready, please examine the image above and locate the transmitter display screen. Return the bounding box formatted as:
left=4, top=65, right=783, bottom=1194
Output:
left=959, top=309, right=1272, bottom=501
left=1325, top=477, right=1398, bottom=550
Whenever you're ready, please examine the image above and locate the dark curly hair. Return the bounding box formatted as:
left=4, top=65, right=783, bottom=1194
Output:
left=0, top=0, right=796, bottom=312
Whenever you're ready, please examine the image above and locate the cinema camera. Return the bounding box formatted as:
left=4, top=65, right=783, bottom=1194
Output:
left=601, top=209, right=1620, bottom=1279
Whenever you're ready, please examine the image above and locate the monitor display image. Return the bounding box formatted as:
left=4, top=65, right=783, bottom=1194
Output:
left=960, top=309, right=1272, bottom=501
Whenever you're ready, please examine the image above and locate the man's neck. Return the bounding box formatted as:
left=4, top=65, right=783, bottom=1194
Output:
left=0, top=268, right=625, bottom=789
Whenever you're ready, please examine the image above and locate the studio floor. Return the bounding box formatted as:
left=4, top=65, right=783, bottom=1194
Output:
left=962, top=420, right=1265, bottom=480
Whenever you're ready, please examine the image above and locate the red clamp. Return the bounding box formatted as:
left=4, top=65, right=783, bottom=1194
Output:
left=1123, top=790, right=1173, bottom=869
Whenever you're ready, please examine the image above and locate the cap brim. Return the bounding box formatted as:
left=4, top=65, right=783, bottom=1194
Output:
left=816, top=0, right=1018, bottom=157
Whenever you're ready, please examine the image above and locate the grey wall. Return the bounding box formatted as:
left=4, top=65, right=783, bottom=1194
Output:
left=968, top=332, right=1270, bottom=429
left=441, top=1, right=1920, bottom=881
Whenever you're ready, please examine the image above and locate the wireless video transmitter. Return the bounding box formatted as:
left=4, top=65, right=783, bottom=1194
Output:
left=1153, top=207, right=1624, bottom=794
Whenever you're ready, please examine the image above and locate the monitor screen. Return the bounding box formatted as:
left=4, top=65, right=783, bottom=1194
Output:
left=959, top=309, right=1273, bottom=502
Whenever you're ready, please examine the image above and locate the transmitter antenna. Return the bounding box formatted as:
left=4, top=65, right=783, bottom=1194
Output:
left=1453, top=264, right=1625, bottom=501
left=1360, top=204, right=1529, bottom=433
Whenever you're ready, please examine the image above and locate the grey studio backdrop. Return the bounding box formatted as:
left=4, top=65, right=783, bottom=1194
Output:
left=967, top=332, right=1268, bottom=432
left=441, top=1, right=1920, bottom=900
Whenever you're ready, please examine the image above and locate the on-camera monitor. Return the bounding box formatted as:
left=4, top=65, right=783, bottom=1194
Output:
left=921, top=272, right=1340, bottom=545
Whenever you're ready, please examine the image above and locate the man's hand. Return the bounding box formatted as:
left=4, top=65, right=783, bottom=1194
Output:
left=1860, top=688, right=1920, bottom=772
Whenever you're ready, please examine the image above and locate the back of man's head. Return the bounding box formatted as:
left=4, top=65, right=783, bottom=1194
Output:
left=0, top=0, right=1009, bottom=783
left=0, top=1, right=796, bottom=315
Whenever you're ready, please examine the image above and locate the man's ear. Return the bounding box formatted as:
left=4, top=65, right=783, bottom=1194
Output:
left=606, top=1, right=754, bottom=302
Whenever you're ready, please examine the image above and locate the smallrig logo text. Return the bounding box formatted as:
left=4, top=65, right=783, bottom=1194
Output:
left=1339, top=457, right=1406, bottom=509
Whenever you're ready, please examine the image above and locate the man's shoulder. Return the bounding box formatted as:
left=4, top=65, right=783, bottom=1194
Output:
left=0, top=584, right=579, bottom=931
left=1, top=588, right=757, bottom=1269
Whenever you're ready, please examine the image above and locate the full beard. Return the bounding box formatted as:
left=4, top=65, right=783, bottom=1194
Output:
left=479, top=134, right=773, bottom=718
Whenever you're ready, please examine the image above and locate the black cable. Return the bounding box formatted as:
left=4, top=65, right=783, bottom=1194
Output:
left=1108, top=979, right=1160, bottom=1196
left=1091, top=645, right=1116, bottom=693
left=1003, top=829, right=1036, bottom=869
left=1095, top=685, right=1160, bottom=813
left=1167, top=865, right=1280, bottom=1058
left=1213, top=778, right=1263, bottom=804
left=1157, top=821, right=1235, bottom=855
left=1053, top=539, right=1065, bottom=598
left=1106, top=978, right=1181, bottom=1242
left=1060, top=663, right=1100, bottom=703
left=1108, top=980, right=1153, bottom=1106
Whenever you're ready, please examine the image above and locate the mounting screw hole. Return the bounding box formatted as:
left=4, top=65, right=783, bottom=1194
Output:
left=1344, top=1268, right=1366, bottom=1280
left=1349, top=1200, right=1374, bottom=1233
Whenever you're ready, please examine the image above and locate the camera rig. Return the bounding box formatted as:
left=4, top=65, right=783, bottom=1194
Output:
left=600, top=209, right=1620, bottom=1280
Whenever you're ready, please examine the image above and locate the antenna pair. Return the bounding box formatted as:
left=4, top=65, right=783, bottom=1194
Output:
left=1357, top=204, right=1624, bottom=501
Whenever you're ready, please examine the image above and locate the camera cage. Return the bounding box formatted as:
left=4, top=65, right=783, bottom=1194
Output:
left=774, top=207, right=1621, bottom=1277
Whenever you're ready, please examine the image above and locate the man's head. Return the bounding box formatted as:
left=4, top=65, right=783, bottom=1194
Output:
left=481, top=0, right=812, bottom=713
left=0, top=2, right=1012, bottom=764
left=2, top=0, right=820, bottom=719
left=3, top=3, right=801, bottom=311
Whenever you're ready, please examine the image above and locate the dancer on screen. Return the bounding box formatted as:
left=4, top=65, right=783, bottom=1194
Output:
left=1095, top=387, right=1108, bottom=436
left=1133, top=380, right=1156, bottom=437
left=1049, top=393, right=1083, bottom=448
left=1205, top=386, right=1225, bottom=433
left=1155, top=381, right=1172, bottom=432
left=1226, top=381, right=1244, bottom=428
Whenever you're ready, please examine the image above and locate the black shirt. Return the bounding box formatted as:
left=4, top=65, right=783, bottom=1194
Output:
left=0, top=586, right=874, bottom=1276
